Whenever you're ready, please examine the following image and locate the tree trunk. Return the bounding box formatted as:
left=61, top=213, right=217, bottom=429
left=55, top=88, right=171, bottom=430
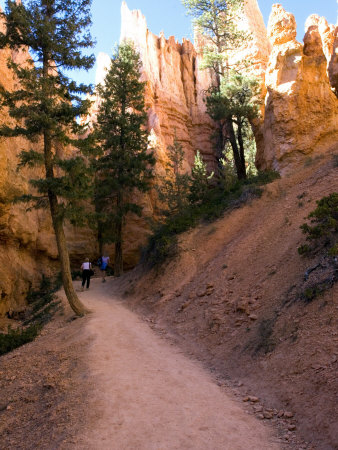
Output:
left=226, top=119, right=246, bottom=180
left=237, top=120, right=247, bottom=180
left=97, top=222, right=103, bottom=256
left=114, top=192, right=123, bottom=277
left=44, top=130, right=89, bottom=316
left=51, top=208, right=90, bottom=316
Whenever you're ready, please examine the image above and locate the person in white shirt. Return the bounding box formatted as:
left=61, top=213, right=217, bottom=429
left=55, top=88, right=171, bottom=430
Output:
left=81, top=258, right=92, bottom=291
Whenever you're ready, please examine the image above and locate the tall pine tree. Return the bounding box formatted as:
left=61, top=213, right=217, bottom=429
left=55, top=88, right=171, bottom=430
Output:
left=94, top=42, right=155, bottom=277
left=0, top=0, right=95, bottom=316
left=182, top=0, right=254, bottom=180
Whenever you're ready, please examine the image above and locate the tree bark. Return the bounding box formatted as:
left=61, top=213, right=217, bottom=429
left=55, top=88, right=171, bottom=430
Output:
left=43, top=132, right=89, bottom=316
left=226, top=118, right=246, bottom=180
left=51, top=206, right=90, bottom=316
left=114, top=192, right=123, bottom=277
left=237, top=120, right=247, bottom=179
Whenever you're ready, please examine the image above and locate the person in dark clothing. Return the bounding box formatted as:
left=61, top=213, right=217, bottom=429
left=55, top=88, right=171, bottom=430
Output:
left=81, top=258, right=92, bottom=290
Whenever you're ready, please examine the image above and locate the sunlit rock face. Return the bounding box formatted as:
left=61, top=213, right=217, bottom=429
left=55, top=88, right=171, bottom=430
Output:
left=235, top=0, right=271, bottom=75
left=120, top=0, right=215, bottom=171
left=304, top=15, right=338, bottom=95
left=256, top=4, right=338, bottom=173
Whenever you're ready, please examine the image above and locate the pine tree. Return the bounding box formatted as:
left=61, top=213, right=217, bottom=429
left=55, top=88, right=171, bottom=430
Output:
left=157, top=135, right=190, bottom=216
left=182, top=0, right=256, bottom=180
left=206, top=73, right=261, bottom=179
left=189, top=150, right=213, bottom=204
left=0, top=0, right=95, bottom=316
left=94, top=42, right=155, bottom=277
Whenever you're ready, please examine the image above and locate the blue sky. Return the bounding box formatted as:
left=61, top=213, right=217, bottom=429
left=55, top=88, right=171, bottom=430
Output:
left=85, top=0, right=338, bottom=86
left=0, top=0, right=337, bottom=86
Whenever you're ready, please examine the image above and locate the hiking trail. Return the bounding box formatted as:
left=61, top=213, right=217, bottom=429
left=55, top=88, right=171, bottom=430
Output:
left=71, top=277, right=281, bottom=450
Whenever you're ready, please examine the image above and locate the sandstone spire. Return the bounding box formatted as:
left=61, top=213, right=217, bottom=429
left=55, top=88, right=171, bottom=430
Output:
left=120, top=1, right=215, bottom=170
left=256, top=4, right=338, bottom=173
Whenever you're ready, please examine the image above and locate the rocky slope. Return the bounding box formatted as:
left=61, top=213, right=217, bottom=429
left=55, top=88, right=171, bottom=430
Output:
left=123, top=153, right=338, bottom=449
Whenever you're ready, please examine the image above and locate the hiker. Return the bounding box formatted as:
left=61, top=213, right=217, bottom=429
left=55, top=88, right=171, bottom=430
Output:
left=98, top=254, right=110, bottom=282
left=81, top=257, right=93, bottom=291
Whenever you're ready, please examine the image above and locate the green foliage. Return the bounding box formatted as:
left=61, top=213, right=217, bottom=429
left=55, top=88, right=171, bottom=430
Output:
left=182, top=0, right=248, bottom=76
left=24, top=275, right=61, bottom=326
left=157, top=136, right=191, bottom=216
left=189, top=151, right=214, bottom=204
left=298, top=193, right=338, bottom=256
left=207, top=73, right=261, bottom=122
left=0, top=0, right=95, bottom=223
left=144, top=170, right=279, bottom=266
left=301, top=281, right=334, bottom=303
left=94, top=42, right=155, bottom=240
left=93, top=42, right=155, bottom=275
left=0, top=275, right=61, bottom=356
left=0, top=324, right=41, bottom=356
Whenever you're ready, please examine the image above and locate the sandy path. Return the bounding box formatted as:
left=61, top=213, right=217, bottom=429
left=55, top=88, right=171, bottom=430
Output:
left=74, top=278, right=280, bottom=450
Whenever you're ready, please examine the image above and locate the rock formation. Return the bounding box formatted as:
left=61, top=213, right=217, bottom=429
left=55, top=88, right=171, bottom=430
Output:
left=256, top=4, right=338, bottom=173
left=120, top=1, right=215, bottom=171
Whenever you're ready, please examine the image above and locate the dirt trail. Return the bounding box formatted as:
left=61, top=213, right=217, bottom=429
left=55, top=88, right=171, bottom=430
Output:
left=72, top=278, right=280, bottom=450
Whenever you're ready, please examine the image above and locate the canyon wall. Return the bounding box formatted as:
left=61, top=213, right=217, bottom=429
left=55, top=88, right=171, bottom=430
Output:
left=120, top=0, right=215, bottom=171
left=256, top=4, right=338, bottom=172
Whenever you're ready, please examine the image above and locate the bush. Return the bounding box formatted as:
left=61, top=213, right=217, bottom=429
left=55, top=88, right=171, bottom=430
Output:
left=144, top=170, right=280, bottom=266
left=0, top=276, right=61, bottom=357
left=0, top=324, right=41, bottom=356
left=298, top=193, right=338, bottom=256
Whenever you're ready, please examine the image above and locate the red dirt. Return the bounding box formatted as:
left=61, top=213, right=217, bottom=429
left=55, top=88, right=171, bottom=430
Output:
left=121, top=155, right=338, bottom=449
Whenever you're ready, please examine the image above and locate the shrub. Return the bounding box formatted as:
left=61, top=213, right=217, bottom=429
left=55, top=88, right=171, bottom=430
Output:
left=0, top=324, right=41, bottom=356
left=0, top=276, right=61, bottom=357
left=144, top=171, right=280, bottom=266
left=298, top=193, right=338, bottom=256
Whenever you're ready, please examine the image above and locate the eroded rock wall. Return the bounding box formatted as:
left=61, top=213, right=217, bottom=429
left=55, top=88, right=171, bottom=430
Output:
left=256, top=4, right=338, bottom=173
left=120, top=1, right=215, bottom=170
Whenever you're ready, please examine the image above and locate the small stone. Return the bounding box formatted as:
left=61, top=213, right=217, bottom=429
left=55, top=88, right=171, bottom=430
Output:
left=284, top=411, right=294, bottom=418
left=243, top=397, right=250, bottom=402
left=288, top=424, right=296, bottom=431
left=253, top=405, right=263, bottom=412
left=277, top=411, right=284, bottom=418
left=263, top=411, right=273, bottom=419
left=6, top=405, right=12, bottom=411
left=257, top=414, right=265, bottom=420
left=248, top=396, right=259, bottom=403
left=249, top=314, right=258, bottom=320
left=197, top=291, right=206, bottom=297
